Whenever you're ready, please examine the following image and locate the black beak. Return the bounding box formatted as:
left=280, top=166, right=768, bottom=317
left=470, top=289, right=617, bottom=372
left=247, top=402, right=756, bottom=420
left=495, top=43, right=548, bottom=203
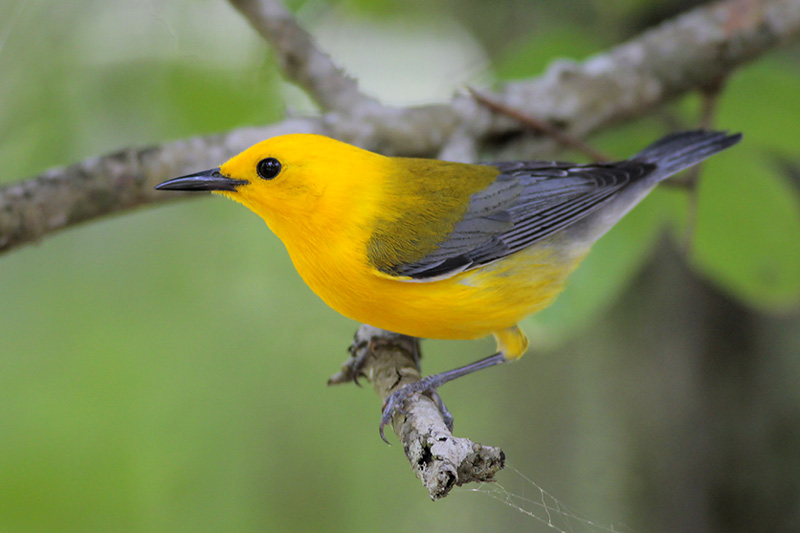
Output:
left=155, top=168, right=247, bottom=192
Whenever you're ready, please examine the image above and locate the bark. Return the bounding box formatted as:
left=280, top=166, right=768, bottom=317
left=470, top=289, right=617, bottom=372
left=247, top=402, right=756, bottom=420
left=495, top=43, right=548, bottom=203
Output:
left=4, top=0, right=798, bottom=255
left=328, top=326, right=505, bottom=500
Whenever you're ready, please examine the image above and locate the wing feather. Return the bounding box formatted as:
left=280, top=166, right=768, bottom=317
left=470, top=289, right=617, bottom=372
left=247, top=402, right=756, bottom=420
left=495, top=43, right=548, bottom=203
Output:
left=388, top=160, right=655, bottom=281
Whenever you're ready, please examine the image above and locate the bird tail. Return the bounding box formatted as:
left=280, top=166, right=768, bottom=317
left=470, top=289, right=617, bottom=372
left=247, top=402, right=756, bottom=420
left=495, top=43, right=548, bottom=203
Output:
left=634, top=130, right=742, bottom=181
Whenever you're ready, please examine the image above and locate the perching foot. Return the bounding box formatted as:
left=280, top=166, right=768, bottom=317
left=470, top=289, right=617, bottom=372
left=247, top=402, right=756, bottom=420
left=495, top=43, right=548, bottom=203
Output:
left=378, top=351, right=508, bottom=443
left=379, top=375, right=448, bottom=443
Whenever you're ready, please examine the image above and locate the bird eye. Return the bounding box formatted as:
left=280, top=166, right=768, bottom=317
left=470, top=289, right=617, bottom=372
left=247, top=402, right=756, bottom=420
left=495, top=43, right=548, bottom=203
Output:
left=256, top=158, right=282, bottom=180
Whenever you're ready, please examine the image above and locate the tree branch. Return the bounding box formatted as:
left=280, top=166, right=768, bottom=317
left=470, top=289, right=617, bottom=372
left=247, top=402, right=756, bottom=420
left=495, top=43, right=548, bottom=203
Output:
left=328, top=326, right=505, bottom=500
left=227, top=0, right=380, bottom=113
left=473, top=0, right=800, bottom=157
left=0, top=119, right=321, bottom=254
left=4, top=0, right=797, bottom=255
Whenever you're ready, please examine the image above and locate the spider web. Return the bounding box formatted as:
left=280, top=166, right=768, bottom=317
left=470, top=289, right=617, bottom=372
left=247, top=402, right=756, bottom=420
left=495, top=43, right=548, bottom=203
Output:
left=463, top=464, right=635, bottom=533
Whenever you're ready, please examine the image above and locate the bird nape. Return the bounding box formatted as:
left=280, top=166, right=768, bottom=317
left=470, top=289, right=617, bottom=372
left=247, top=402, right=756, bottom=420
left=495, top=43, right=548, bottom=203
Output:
left=156, top=129, right=742, bottom=441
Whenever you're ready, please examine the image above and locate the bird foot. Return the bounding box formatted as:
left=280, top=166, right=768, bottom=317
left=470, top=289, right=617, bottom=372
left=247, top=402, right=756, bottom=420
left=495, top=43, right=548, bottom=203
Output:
left=379, top=376, right=454, bottom=444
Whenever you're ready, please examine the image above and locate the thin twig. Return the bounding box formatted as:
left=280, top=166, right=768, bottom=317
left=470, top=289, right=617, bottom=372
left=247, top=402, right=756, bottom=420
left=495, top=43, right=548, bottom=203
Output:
left=468, top=87, right=612, bottom=162
left=328, top=326, right=505, bottom=500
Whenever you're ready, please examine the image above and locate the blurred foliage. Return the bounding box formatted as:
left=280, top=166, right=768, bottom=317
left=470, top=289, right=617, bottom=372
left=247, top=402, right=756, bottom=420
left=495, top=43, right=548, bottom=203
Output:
left=690, top=62, right=800, bottom=310
left=1, top=0, right=799, bottom=532
left=494, top=23, right=600, bottom=80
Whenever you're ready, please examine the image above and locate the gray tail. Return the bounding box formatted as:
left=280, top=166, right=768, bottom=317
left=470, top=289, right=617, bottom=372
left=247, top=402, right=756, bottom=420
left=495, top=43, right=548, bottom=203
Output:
left=634, top=130, right=742, bottom=180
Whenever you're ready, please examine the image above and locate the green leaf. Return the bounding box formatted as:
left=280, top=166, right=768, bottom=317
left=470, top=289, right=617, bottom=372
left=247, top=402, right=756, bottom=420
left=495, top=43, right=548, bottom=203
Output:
left=717, top=60, right=800, bottom=154
left=675, top=60, right=800, bottom=311
left=687, top=150, right=800, bottom=310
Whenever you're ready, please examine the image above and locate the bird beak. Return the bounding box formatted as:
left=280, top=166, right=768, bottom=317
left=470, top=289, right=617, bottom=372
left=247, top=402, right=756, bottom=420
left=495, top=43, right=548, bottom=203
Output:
left=155, top=168, right=247, bottom=192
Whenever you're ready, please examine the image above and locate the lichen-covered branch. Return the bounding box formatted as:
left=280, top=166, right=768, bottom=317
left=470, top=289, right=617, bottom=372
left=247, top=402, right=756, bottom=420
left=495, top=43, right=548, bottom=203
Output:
left=328, top=326, right=505, bottom=500
left=0, top=120, right=321, bottom=254
left=464, top=0, right=800, bottom=158
left=3, top=0, right=797, bottom=255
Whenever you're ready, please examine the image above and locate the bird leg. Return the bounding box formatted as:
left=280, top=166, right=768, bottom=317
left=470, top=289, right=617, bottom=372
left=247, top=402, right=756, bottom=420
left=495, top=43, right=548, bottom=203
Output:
left=379, top=351, right=507, bottom=443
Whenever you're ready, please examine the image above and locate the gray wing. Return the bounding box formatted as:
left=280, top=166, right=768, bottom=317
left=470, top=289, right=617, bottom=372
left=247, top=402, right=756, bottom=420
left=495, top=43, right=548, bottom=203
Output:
left=393, top=160, right=655, bottom=280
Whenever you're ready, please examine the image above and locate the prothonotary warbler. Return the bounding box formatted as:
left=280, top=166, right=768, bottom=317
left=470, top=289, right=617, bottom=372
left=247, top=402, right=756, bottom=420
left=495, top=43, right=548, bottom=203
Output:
left=156, top=130, right=741, bottom=440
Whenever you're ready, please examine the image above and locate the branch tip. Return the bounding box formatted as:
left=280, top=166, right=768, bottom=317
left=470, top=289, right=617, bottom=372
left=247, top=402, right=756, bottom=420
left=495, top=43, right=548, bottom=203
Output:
left=330, top=325, right=505, bottom=499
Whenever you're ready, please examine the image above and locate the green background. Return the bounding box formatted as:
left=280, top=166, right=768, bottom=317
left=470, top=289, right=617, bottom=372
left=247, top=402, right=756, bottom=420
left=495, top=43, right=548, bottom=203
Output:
left=2, top=0, right=799, bottom=531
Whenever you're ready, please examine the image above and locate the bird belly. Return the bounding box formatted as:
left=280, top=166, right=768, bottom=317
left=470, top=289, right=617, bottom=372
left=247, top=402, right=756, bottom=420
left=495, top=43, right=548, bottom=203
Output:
left=297, top=236, right=590, bottom=341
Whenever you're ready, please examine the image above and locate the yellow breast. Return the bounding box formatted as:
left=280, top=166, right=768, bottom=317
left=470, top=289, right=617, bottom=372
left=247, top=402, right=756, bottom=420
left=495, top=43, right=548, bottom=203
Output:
left=283, top=229, right=589, bottom=340
left=221, top=135, right=588, bottom=341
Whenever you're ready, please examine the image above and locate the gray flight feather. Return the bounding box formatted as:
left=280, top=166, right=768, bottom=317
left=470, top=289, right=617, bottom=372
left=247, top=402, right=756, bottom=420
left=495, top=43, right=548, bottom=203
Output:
left=388, top=130, right=742, bottom=281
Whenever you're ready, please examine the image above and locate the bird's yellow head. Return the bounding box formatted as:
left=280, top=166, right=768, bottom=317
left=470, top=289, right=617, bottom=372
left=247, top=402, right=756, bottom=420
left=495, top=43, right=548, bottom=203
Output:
left=156, top=133, right=387, bottom=241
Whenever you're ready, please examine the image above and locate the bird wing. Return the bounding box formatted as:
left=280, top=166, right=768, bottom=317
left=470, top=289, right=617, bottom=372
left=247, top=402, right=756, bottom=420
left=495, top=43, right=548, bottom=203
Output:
left=375, top=160, right=655, bottom=281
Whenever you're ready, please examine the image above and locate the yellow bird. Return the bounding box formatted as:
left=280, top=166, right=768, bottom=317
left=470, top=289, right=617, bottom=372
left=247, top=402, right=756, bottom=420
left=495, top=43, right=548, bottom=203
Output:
left=156, top=130, right=740, bottom=440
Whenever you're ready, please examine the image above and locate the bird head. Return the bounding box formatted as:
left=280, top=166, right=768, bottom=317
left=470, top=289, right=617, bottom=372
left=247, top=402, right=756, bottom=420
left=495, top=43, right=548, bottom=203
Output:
left=156, top=133, right=387, bottom=240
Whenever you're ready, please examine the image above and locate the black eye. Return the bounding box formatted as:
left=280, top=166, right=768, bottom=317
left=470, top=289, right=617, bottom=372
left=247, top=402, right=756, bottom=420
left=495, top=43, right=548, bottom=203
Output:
left=256, top=158, right=281, bottom=180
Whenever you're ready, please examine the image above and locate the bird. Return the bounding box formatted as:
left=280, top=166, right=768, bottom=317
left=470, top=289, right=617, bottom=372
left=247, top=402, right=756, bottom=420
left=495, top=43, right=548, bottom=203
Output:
left=156, top=129, right=741, bottom=441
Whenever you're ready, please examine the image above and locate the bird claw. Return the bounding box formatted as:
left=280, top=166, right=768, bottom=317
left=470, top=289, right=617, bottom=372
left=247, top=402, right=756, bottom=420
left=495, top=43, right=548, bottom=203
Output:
left=379, top=387, right=414, bottom=444
left=345, top=336, right=405, bottom=387
left=378, top=376, right=453, bottom=444
left=334, top=337, right=371, bottom=387
left=430, top=390, right=455, bottom=432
